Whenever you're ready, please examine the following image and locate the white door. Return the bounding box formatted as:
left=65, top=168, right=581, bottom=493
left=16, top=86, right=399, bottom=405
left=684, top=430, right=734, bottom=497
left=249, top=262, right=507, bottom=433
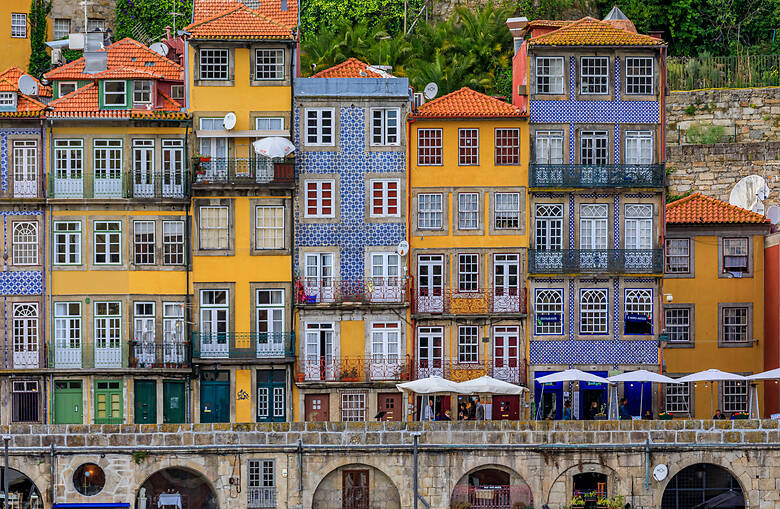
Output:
left=417, top=327, right=443, bottom=377
left=133, top=302, right=156, bottom=367
left=133, top=140, right=155, bottom=197
left=200, top=303, right=229, bottom=359
left=304, top=323, right=334, bottom=381
left=162, top=140, right=184, bottom=198
left=370, top=252, right=401, bottom=302
left=370, top=323, right=401, bottom=380
left=304, top=253, right=334, bottom=303
left=54, top=140, right=83, bottom=198
left=93, top=139, right=122, bottom=198
left=54, top=302, right=81, bottom=368
left=417, top=255, right=444, bottom=313
left=13, top=140, right=37, bottom=197
left=493, top=326, right=519, bottom=383
left=199, top=137, right=228, bottom=181
left=12, top=303, right=38, bottom=368
left=256, top=289, right=285, bottom=358
left=94, top=302, right=122, bottom=368
left=163, top=302, right=185, bottom=365
left=493, top=254, right=520, bottom=312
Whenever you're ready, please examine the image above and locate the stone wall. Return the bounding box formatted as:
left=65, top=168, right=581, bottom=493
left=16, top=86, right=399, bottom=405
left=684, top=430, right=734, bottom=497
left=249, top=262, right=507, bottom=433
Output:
left=50, top=0, right=117, bottom=34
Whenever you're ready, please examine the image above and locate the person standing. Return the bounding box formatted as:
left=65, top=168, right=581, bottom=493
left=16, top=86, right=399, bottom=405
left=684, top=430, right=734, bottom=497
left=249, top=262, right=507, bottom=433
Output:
left=422, top=398, right=435, bottom=421
left=619, top=398, right=631, bottom=420
left=562, top=400, right=572, bottom=420
left=475, top=396, right=485, bottom=420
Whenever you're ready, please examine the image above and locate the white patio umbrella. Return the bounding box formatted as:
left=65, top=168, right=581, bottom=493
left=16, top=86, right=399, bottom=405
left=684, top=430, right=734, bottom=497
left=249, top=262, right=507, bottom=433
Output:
left=747, top=368, right=780, bottom=380
left=397, top=376, right=468, bottom=421
left=457, top=375, right=528, bottom=395
left=608, top=370, right=681, bottom=418
left=676, top=369, right=748, bottom=417
left=252, top=136, right=295, bottom=158
left=535, top=370, right=613, bottom=419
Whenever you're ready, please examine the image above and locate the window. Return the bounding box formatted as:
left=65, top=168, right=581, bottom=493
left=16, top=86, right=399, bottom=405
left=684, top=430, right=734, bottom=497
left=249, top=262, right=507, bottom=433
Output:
left=417, top=129, right=442, bottom=165
left=54, top=139, right=83, bottom=187
left=255, top=49, right=284, bottom=80
left=665, top=238, right=690, bottom=274
left=624, top=289, right=652, bottom=335
left=458, top=193, right=479, bottom=229
left=305, top=180, right=335, bottom=218
left=163, top=302, right=185, bottom=345
left=535, top=289, right=563, bottom=335
left=536, top=57, right=564, bottom=94
left=53, top=18, right=70, bottom=40
left=11, top=13, right=26, bottom=38
left=12, top=381, right=38, bottom=422
left=665, top=307, right=691, bottom=344
left=625, top=131, right=653, bottom=165
left=625, top=204, right=652, bottom=250
left=458, top=326, right=479, bottom=363
left=94, top=221, right=121, bottom=264
left=305, top=108, right=334, bottom=146
left=580, top=56, right=609, bottom=94
left=535, top=204, right=563, bottom=250
left=199, top=206, right=229, bottom=250
left=371, top=108, right=400, bottom=146
left=13, top=140, right=36, bottom=197
left=665, top=383, right=690, bottom=414
left=721, top=306, right=749, bottom=343
left=458, top=128, right=479, bottom=165
left=580, top=288, right=608, bottom=334
left=248, top=460, right=276, bottom=508
left=723, top=238, right=749, bottom=273
left=371, top=322, right=400, bottom=367
left=494, top=192, right=520, bottom=229
left=133, top=221, right=155, bottom=265
left=370, top=180, right=400, bottom=217
left=162, top=221, right=185, bottom=265
left=133, top=80, right=152, bottom=103
left=304, top=253, right=334, bottom=290
left=535, top=131, right=564, bottom=164
left=12, top=222, right=38, bottom=265
left=255, top=206, right=284, bottom=249
left=626, top=57, right=653, bottom=95
left=59, top=82, right=77, bottom=97
left=341, top=392, right=366, bottom=421
left=86, top=18, right=105, bottom=31
left=722, top=381, right=749, bottom=413
left=54, top=302, right=81, bottom=359
left=495, top=128, right=521, bottom=165
left=458, top=254, right=479, bottom=292
left=0, top=93, right=15, bottom=107
left=199, top=49, right=229, bottom=80
left=103, top=81, right=126, bottom=106
left=417, top=193, right=442, bottom=229
left=12, top=304, right=38, bottom=369
left=133, top=303, right=155, bottom=366
left=170, top=85, right=184, bottom=100
left=257, top=289, right=285, bottom=338
left=93, top=139, right=122, bottom=190
left=255, top=117, right=284, bottom=131
left=580, top=204, right=608, bottom=249
left=580, top=131, right=609, bottom=165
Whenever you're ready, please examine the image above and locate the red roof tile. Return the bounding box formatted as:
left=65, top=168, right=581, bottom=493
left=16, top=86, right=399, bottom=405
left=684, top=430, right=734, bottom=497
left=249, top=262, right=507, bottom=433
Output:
left=186, top=1, right=294, bottom=39
left=47, top=83, right=186, bottom=119
left=0, top=67, right=52, bottom=97
left=666, top=193, right=769, bottom=225
left=0, top=76, right=47, bottom=116
left=412, top=87, right=524, bottom=119
left=91, top=67, right=165, bottom=79
left=192, top=0, right=297, bottom=27
left=312, top=58, right=392, bottom=78
left=528, top=17, right=665, bottom=46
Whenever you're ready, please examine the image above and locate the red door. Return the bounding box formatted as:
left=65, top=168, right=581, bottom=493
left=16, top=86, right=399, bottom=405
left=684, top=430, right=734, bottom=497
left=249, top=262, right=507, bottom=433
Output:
left=492, top=395, right=520, bottom=420
left=377, top=392, right=402, bottom=421
left=304, top=394, right=329, bottom=421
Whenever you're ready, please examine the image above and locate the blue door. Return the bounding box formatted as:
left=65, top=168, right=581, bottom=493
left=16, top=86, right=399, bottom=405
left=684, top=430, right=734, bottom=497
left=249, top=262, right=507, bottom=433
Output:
left=580, top=371, right=608, bottom=418
left=534, top=371, right=563, bottom=420
left=624, top=381, right=651, bottom=417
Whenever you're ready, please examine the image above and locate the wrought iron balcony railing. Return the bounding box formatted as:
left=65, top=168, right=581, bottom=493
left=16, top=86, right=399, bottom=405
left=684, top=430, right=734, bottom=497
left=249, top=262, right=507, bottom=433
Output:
left=451, top=485, right=533, bottom=509
left=414, top=359, right=526, bottom=384
left=191, top=158, right=294, bottom=186
left=49, top=340, right=192, bottom=369
left=48, top=171, right=190, bottom=199
left=296, top=355, right=412, bottom=382
left=528, top=249, right=664, bottom=274
left=411, top=287, right=527, bottom=315
left=296, top=279, right=409, bottom=305
left=529, top=164, right=665, bottom=188
left=248, top=487, right=277, bottom=509
left=192, top=332, right=295, bottom=360
left=129, top=341, right=191, bottom=368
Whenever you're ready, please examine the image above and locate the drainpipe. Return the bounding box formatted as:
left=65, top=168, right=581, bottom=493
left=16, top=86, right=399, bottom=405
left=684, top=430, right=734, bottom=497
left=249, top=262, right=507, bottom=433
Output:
left=645, top=438, right=651, bottom=490
left=289, top=41, right=296, bottom=423
left=40, top=117, right=47, bottom=421
left=411, top=432, right=429, bottom=509
left=406, top=116, right=415, bottom=420
left=296, top=438, right=302, bottom=493
left=49, top=443, right=55, bottom=506
left=184, top=119, right=192, bottom=423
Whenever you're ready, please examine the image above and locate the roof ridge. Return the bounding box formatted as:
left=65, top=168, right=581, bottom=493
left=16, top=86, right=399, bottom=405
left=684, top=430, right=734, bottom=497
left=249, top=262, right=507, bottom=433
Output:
left=187, top=3, right=291, bottom=31
left=529, top=16, right=663, bottom=45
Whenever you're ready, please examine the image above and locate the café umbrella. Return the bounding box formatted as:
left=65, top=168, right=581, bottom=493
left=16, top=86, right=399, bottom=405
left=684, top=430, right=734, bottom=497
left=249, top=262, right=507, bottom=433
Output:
left=675, top=369, right=748, bottom=417
left=397, top=376, right=468, bottom=420
left=252, top=136, right=295, bottom=159
left=607, top=370, right=680, bottom=418
left=457, top=375, right=528, bottom=395
left=534, top=369, right=613, bottom=419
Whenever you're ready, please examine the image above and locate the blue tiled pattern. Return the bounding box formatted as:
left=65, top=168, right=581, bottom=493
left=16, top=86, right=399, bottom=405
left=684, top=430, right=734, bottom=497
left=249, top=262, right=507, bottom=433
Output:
left=530, top=339, right=658, bottom=365
left=613, top=279, right=620, bottom=341
left=0, top=271, right=43, bottom=295
left=613, top=195, right=620, bottom=249
left=0, top=129, right=42, bottom=192
left=568, top=279, right=575, bottom=340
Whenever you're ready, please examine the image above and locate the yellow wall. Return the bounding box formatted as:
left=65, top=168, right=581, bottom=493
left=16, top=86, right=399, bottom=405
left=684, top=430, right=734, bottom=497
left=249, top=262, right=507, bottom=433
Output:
left=1, top=0, right=51, bottom=71
left=235, top=369, right=252, bottom=422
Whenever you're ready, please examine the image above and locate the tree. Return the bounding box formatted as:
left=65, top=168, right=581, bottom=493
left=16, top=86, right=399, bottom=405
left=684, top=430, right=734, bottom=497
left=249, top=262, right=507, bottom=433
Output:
left=28, top=0, right=52, bottom=76
left=114, top=0, right=193, bottom=43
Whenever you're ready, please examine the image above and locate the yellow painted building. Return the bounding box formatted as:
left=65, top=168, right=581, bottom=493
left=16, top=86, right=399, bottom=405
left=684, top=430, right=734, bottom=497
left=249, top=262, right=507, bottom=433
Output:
left=1, top=0, right=46, bottom=72
left=663, top=193, right=770, bottom=419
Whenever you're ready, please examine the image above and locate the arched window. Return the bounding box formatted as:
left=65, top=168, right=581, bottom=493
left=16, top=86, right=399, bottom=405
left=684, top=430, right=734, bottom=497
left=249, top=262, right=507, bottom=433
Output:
left=580, top=288, right=608, bottom=334
left=535, top=289, right=563, bottom=335
left=13, top=222, right=38, bottom=265
left=662, top=463, right=744, bottom=509
left=624, top=288, right=653, bottom=335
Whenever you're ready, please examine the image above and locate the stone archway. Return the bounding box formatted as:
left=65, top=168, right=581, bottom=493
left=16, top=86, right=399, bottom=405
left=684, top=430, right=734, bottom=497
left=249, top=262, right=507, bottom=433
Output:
left=545, top=462, right=620, bottom=507
left=661, top=463, right=745, bottom=509
left=0, top=467, right=43, bottom=509
left=450, top=464, right=533, bottom=509
left=311, top=463, right=400, bottom=509
left=135, top=467, right=218, bottom=509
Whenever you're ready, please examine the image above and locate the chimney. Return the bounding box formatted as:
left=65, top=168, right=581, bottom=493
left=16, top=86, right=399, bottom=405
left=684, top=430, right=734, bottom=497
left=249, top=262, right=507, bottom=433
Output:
left=649, top=30, right=664, bottom=39
left=505, top=17, right=528, bottom=54
left=281, top=0, right=287, bottom=11
left=165, top=26, right=172, bottom=40
left=84, top=32, right=107, bottom=74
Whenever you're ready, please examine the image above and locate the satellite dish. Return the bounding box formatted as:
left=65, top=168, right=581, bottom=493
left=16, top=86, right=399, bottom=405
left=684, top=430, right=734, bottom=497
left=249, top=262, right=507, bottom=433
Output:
left=729, top=175, right=770, bottom=214
left=18, top=75, right=38, bottom=96
left=222, top=112, right=237, bottom=130
left=767, top=206, right=780, bottom=225
left=423, top=82, right=438, bottom=100
left=150, top=42, right=169, bottom=57
left=396, top=240, right=409, bottom=257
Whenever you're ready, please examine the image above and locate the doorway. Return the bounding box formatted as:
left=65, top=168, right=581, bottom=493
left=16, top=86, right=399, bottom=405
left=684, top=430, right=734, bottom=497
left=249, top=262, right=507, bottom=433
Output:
left=200, top=370, right=229, bottom=423
left=163, top=380, right=186, bottom=423
left=134, top=379, right=157, bottom=424
left=305, top=393, right=330, bottom=421
left=54, top=380, right=83, bottom=424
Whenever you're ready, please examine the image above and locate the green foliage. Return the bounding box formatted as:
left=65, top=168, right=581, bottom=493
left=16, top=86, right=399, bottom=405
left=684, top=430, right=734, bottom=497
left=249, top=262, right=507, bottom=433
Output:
left=685, top=122, right=726, bottom=144
left=300, top=0, right=424, bottom=42
left=132, top=450, right=148, bottom=464
left=115, top=0, right=193, bottom=43
left=28, top=0, right=52, bottom=77
left=684, top=104, right=696, bottom=115
left=62, top=49, right=83, bottom=63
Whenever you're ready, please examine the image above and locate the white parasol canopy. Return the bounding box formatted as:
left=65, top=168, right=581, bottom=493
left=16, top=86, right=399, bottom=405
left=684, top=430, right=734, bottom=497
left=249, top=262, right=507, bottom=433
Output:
left=396, top=376, right=467, bottom=394
left=747, top=368, right=780, bottom=380
left=535, top=369, right=614, bottom=385
left=252, top=137, right=295, bottom=158
left=457, top=375, right=528, bottom=395
left=608, top=369, right=681, bottom=384
left=675, top=369, right=747, bottom=383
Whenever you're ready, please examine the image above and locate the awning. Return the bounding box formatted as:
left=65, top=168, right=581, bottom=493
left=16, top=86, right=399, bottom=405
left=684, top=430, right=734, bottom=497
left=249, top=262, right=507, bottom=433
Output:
left=535, top=369, right=613, bottom=385
left=396, top=376, right=467, bottom=394
left=457, top=375, right=527, bottom=395
left=608, top=369, right=680, bottom=384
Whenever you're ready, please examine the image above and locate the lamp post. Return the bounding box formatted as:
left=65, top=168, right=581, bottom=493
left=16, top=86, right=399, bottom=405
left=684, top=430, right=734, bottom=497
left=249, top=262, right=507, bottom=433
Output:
left=3, top=434, right=10, bottom=509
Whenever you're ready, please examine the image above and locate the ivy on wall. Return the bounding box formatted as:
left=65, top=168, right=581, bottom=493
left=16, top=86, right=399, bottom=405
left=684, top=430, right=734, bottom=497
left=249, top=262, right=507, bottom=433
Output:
left=28, top=0, right=52, bottom=76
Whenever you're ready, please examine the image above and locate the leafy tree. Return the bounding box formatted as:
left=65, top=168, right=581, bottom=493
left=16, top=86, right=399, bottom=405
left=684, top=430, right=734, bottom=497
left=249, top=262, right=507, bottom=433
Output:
left=115, top=0, right=193, bottom=42
left=300, top=0, right=425, bottom=42
left=28, top=0, right=52, bottom=76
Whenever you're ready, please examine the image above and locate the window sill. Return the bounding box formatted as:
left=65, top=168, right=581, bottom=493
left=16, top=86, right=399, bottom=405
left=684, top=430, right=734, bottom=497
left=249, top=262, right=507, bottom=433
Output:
left=194, top=80, right=235, bottom=87
left=663, top=342, right=695, bottom=349
left=717, top=342, right=755, bottom=348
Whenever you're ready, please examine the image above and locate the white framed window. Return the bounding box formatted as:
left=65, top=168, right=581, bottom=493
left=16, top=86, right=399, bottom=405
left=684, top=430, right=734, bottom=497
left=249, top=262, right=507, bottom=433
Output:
left=133, top=220, right=155, bottom=265
left=304, top=253, right=334, bottom=288
left=86, top=18, right=105, bottom=31
left=722, top=381, right=749, bottom=413
left=723, top=238, right=749, bottom=273
left=536, top=56, right=564, bottom=94
left=417, top=129, right=442, bottom=165
left=371, top=322, right=400, bottom=362
left=665, top=238, right=690, bottom=274
left=199, top=49, right=229, bottom=80
left=458, top=325, right=479, bottom=363
left=370, top=252, right=400, bottom=283
left=535, top=203, right=563, bottom=250
left=133, top=80, right=152, bottom=103
left=722, top=306, right=749, bottom=343
left=93, top=139, right=122, bottom=185
left=535, top=289, right=563, bottom=335
left=200, top=289, right=229, bottom=339
left=535, top=130, right=564, bottom=164
left=103, top=81, right=126, bottom=106
left=199, top=206, right=229, bottom=250
left=248, top=459, right=276, bottom=508
left=163, top=302, right=185, bottom=344
left=626, top=57, right=653, bottom=95
left=624, top=288, right=652, bottom=335
left=625, top=204, right=652, bottom=250
left=12, top=222, right=38, bottom=266
left=11, top=13, right=26, bottom=38
left=580, top=288, right=608, bottom=335
left=417, top=193, right=442, bottom=229
left=162, top=221, right=185, bottom=265
left=54, top=302, right=81, bottom=351
left=94, top=221, right=121, bottom=264
left=305, top=108, right=334, bottom=146
left=170, top=85, right=184, bottom=100
left=12, top=140, right=36, bottom=197
left=53, top=18, right=70, bottom=40
left=370, top=179, right=400, bottom=217
left=458, top=193, right=479, bottom=230
left=305, top=180, right=335, bottom=218
left=580, top=204, right=608, bottom=250
left=341, top=392, right=366, bottom=421
left=12, top=303, right=38, bottom=361
left=255, top=117, right=284, bottom=131
left=54, top=221, right=81, bottom=265
left=54, top=139, right=83, bottom=182
left=255, top=206, right=284, bottom=249
left=580, top=131, right=609, bottom=165
left=580, top=56, right=609, bottom=94
left=495, top=128, right=521, bottom=165
left=0, top=93, right=15, bottom=107
left=665, top=383, right=690, bottom=414
left=494, top=192, right=520, bottom=229
left=59, top=82, right=78, bottom=97
left=458, top=128, right=479, bottom=165
left=625, top=131, right=653, bottom=165
left=255, top=49, right=284, bottom=80
left=133, top=302, right=155, bottom=343
left=458, top=253, right=479, bottom=292
left=371, top=108, right=400, bottom=146
left=199, top=117, right=225, bottom=131
left=94, top=301, right=121, bottom=354
left=665, top=307, right=691, bottom=344
left=257, top=290, right=285, bottom=337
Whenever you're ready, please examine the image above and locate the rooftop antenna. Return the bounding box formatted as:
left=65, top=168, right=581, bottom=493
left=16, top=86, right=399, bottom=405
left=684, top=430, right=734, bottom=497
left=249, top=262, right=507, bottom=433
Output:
left=79, top=0, right=91, bottom=31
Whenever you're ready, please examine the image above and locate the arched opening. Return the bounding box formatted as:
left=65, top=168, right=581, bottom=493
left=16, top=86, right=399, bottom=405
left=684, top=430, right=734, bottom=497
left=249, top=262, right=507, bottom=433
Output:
left=0, top=467, right=43, bottom=509
left=572, top=473, right=608, bottom=508
left=451, top=467, right=533, bottom=509
left=661, top=463, right=745, bottom=509
left=312, top=463, right=400, bottom=509
left=136, top=467, right=217, bottom=509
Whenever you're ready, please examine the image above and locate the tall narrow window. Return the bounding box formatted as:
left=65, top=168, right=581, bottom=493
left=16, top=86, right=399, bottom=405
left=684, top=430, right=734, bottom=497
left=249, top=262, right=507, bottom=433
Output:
left=625, top=131, right=653, bottom=165
left=370, top=322, right=401, bottom=378
left=133, top=220, right=155, bottom=265
left=458, top=326, right=479, bottom=364
left=535, top=289, right=563, bottom=335
left=624, top=289, right=652, bottom=335
left=12, top=222, right=38, bottom=265
left=580, top=288, right=608, bottom=334
left=13, top=139, right=37, bottom=197
left=625, top=204, right=652, bottom=250
left=163, top=221, right=185, bottom=265
left=536, top=57, right=564, bottom=94
left=256, top=290, right=285, bottom=354
left=94, top=302, right=122, bottom=368
left=417, top=129, right=442, bottom=165
left=458, top=128, right=479, bottom=165
left=199, top=206, right=229, bottom=250
left=535, top=204, right=563, bottom=250
left=535, top=131, right=564, bottom=164
left=255, top=206, right=284, bottom=249
left=54, top=221, right=81, bottom=265
left=417, top=193, right=443, bottom=229
left=371, top=108, right=400, bottom=146
left=94, top=221, right=121, bottom=264
left=458, top=193, right=479, bottom=230
left=12, top=303, right=38, bottom=369
left=54, top=302, right=81, bottom=368
left=580, top=204, right=608, bottom=250
left=665, top=307, right=691, bottom=344
left=458, top=254, right=479, bottom=292
left=93, top=139, right=122, bottom=197
left=370, top=180, right=400, bottom=217
left=495, top=128, right=521, bottom=165
left=248, top=460, right=276, bottom=508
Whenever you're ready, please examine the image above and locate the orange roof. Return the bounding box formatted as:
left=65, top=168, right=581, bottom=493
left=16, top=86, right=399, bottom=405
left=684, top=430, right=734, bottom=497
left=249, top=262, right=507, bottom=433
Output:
left=192, top=0, right=297, bottom=28
left=44, top=38, right=183, bottom=81
left=0, top=75, right=47, bottom=117
left=186, top=2, right=294, bottom=39
left=528, top=19, right=573, bottom=29
left=528, top=17, right=665, bottom=46
left=0, top=79, right=17, bottom=93
left=0, top=67, right=52, bottom=97
left=666, top=193, right=769, bottom=225
left=412, top=87, right=524, bottom=119
left=47, top=83, right=186, bottom=119
left=92, top=67, right=165, bottom=79
left=312, top=58, right=392, bottom=78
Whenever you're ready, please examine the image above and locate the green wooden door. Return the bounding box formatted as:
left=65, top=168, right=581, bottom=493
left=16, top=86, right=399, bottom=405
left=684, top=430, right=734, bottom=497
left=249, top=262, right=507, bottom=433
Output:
left=200, top=371, right=229, bottom=423
left=53, top=380, right=83, bottom=424
left=94, top=380, right=123, bottom=424
left=134, top=380, right=157, bottom=424
left=163, top=380, right=186, bottom=423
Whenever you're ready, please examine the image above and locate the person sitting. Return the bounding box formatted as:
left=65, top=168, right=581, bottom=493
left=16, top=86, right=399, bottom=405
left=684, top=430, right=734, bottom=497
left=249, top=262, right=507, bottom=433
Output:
left=643, top=409, right=653, bottom=420
left=562, top=400, right=572, bottom=420
left=619, top=398, right=631, bottom=420
left=713, top=409, right=726, bottom=419
left=587, top=401, right=600, bottom=420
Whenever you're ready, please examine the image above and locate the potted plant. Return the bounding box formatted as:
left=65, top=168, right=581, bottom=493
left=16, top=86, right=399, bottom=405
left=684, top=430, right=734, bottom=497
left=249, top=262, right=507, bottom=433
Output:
left=597, top=496, right=610, bottom=509
left=732, top=412, right=749, bottom=419
left=570, top=495, right=585, bottom=509
left=659, top=411, right=674, bottom=420
left=340, top=366, right=360, bottom=382
left=609, top=495, right=624, bottom=509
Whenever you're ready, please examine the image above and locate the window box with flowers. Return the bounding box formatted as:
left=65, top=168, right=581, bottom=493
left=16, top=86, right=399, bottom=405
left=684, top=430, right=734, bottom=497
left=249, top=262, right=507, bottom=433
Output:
left=659, top=412, right=674, bottom=420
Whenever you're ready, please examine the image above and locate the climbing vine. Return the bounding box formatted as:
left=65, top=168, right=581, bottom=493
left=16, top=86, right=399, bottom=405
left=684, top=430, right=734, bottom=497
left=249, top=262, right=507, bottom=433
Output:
left=28, top=0, right=52, bottom=76
left=114, top=0, right=193, bottom=43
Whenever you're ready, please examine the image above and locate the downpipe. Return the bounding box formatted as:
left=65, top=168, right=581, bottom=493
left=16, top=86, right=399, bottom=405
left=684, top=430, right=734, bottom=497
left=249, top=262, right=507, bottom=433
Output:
left=411, top=433, right=430, bottom=509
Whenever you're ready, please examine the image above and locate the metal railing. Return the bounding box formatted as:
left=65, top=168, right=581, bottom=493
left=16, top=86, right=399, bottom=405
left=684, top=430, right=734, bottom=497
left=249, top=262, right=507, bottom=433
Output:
left=411, top=287, right=527, bottom=315
left=296, top=279, right=409, bottom=305
left=191, top=158, right=294, bottom=186
left=528, top=249, right=663, bottom=274
left=297, top=355, right=412, bottom=382
left=247, top=487, right=276, bottom=509
left=192, top=332, right=295, bottom=360
left=128, top=341, right=191, bottom=368
left=49, top=343, right=123, bottom=369
left=450, top=485, right=534, bottom=509
left=48, top=171, right=190, bottom=199
left=668, top=54, right=780, bottom=90
left=529, top=164, right=665, bottom=188
left=414, top=360, right=526, bottom=384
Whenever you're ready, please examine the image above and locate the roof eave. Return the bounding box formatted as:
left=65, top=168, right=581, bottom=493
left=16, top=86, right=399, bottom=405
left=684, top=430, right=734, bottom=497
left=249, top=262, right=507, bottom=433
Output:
left=528, top=43, right=666, bottom=48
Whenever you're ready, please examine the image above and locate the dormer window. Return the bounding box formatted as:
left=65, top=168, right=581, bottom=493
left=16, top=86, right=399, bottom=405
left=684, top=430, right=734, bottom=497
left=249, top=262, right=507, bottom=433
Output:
left=59, top=82, right=77, bottom=97
left=133, top=81, right=152, bottom=104
left=0, top=92, right=17, bottom=108
left=103, top=81, right=126, bottom=106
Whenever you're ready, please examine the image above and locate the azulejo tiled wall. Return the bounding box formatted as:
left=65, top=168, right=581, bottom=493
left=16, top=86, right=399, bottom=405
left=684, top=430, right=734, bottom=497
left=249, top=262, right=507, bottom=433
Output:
left=0, top=210, right=44, bottom=295
left=529, top=339, right=658, bottom=365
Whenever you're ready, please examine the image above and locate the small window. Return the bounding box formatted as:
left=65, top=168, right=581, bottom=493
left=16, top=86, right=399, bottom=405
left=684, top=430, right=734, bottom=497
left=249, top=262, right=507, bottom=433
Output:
left=86, top=18, right=105, bottom=31
left=163, top=221, right=185, bottom=265
left=199, top=49, right=230, bottom=80
left=494, top=192, right=520, bottom=229
left=665, top=383, right=690, bottom=415
left=305, top=108, right=334, bottom=146
left=457, top=253, right=479, bottom=292
left=457, top=325, right=479, bottom=363
left=255, top=49, right=284, bottom=80
left=665, top=238, right=690, bottom=274
left=580, top=288, right=608, bottom=335
left=665, top=307, right=691, bottom=344
left=626, top=57, right=653, bottom=95
left=73, top=464, right=105, bottom=496
left=417, top=193, right=442, bottom=229
left=94, top=221, right=121, bottom=264
left=133, top=220, right=155, bottom=265
left=12, top=222, right=38, bottom=265
left=59, top=82, right=78, bottom=97
left=11, top=13, right=26, bottom=38
left=133, top=80, right=152, bottom=103
left=535, top=289, right=563, bottom=335
left=255, top=206, right=284, bottom=249
left=536, top=57, right=564, bottom=94
left=723, top=238, right=749, bottom=273
left=0, top=93, right=15, bottom=107
left=305, top=180, right=335, bottom=218
left=580, top=56, right=609, bottom=94
left=458, top=128, right=479, bottom=165
left=199, top=206, right=229, bottom=250
left=458, top=193, right=479, bottom=230
left=495, top=128, right=521, bottom=165
left=371, top=108, right=400, bottom=146
left=722, top=380, right=749, bottom=413
left=54, top=221, right=81, bottom=265
left=103, top=81, right=126, bottom=106
left=417, top=129, right=442, bottom=165
left=341, top=392, right=366, bottom=421
left=370, top=180, right=400, bottom=217
left=53, top=18, right=71, bottom=40
left=624, top=289, right=652, bottom=335
left=248, top=460, right=276, bottom=508
left=255, top=117, right=284, bottom=131
left=625, top=130, right=653, bottom=165
left=580, top=131, right=609, bottom=165
left=199, top=117, right=225, bottom=130
left=169, top=85, right=184, bottom=100
left=722, top=306, right=749, bottom=343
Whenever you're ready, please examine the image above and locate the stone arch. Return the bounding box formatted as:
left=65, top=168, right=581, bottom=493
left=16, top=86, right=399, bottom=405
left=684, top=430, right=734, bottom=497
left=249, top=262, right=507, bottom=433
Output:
left=134, top=465, right=219, bottom=509
left=311, top=462, right=401, bottom=509
left=657, top=457, right=749, bottom=509
left=545, top=462, right=621, bottom=507
left=7, top=457, right=48, bottom=507
left=450, top=463, right=533, bottom=509
left=0, top=466, right=44, bottom=509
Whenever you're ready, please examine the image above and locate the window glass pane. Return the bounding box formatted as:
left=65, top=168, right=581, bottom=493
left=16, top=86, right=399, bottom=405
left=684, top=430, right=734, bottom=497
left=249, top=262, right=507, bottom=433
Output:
left=417, top=129, right=442, bottom=165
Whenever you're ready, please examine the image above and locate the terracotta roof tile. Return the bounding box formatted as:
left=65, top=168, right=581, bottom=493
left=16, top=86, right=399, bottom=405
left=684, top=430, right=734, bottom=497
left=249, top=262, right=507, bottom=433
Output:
left=528, top=17, right=665, bottom=46
left=0, top=76, right=47, bottom=116
left=0, top=67, right=52, bottom=97
left=92, top=67, right=165, bottom=79
left=666, top=193, right=769, bottom=225
left=47, top=83, right=186, bottom=119
left=412, top=87, right=524, bottom=119
left=312, top=58, right=392, bottom=78
left=186, top=2, right=294, bottom=39
left=192, top=0, right=297, bottom=28
left=0, top=79, right=17, bottom=93
left=528, top=19, right=572, bottom=29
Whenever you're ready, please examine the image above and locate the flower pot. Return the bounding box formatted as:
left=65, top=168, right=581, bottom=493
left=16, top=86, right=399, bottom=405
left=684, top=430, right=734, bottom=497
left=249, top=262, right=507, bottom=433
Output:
left=659, top=413, right=674, bottom=420
left=199, top=157, right=211, bottom=163
left=296, top=373, right=305, bottom=382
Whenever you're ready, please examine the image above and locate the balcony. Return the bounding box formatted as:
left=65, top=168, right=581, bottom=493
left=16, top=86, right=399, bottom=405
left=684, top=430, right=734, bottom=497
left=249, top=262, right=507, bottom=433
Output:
left=529, top=164, right=665, bottom=188
left=191, top=158, right=294, bottom=187
left=528, top=249, right=663, bottom=274
left=414, top=359, right=526, bottom=384
left=451, top=485, right=532, bottom=509
left=411, top=288, right=527, bottom=315
left=296, top=279, right=408, bottom=306
left=129, top=341, right=191, bottom=368
left=192, top=332, right=294, bottom=361
left=49, top=341, right=191, bottom=369
left=248, top=487, right=276, bottom=509
left=49, top=171, right=190, bottom=199
left=296, top=356, right=412, bottom=382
